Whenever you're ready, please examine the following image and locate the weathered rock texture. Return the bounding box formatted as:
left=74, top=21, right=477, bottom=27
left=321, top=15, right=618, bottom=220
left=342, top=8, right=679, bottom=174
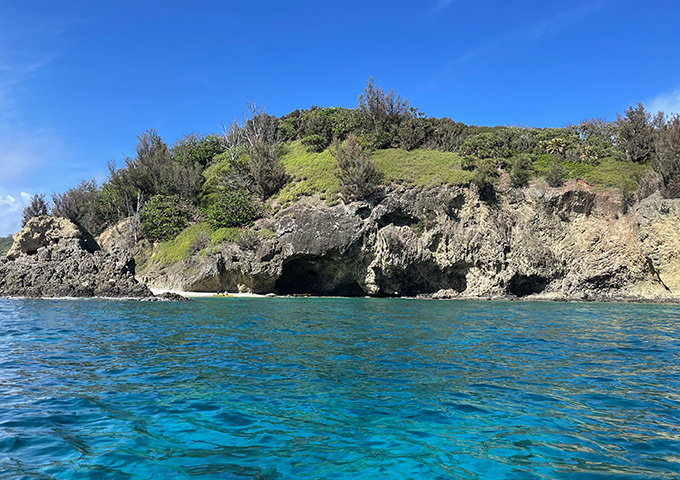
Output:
left=1, top=216, right=153, bottom=298
left=135, top=183, right=680, bottom=302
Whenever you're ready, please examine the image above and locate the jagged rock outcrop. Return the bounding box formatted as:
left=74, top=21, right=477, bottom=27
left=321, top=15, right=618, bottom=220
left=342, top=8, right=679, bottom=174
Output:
left=134, top=183, right=680, bottom=302
left=1, top=216, right=154, bottom=298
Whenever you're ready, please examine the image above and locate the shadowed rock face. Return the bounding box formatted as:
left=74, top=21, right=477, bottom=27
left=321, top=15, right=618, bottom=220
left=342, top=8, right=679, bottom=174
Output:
left=1, top=216, right=153, bottom=298
left=134, top=184, right=680, bottom=302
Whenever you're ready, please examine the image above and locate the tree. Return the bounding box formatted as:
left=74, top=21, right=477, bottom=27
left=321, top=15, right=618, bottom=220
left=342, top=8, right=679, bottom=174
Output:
left=52, top=180, right=103, bottom=234
left=543, top=137, right=568, bottom=157
left=106, top=129, right=203, bottom=224
left=242, top=103, right=287, bottom=198
left=220, top=119, right=244, bottom=163
left=358, top=77, right=410, bottom=148
left=568, top=118, right=615, bottom=162
left=397, top=108, right=429, bottom=151
left=332, top=134, right=381, bottom=200
left=171, top=133, right=224, bottom=167
left=615, top=103, right=659, bottom=163
left=654, top=114, right=680, bottom=197
left=22, top=194, right=49, bottom=227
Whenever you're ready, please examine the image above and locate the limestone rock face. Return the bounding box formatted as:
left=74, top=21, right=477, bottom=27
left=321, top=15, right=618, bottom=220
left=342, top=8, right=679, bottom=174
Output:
left=1, top=216, right=153, bottom=298
left=6, top=216, right=99, bottom=260
left=137, top=184, right=680, bottom=302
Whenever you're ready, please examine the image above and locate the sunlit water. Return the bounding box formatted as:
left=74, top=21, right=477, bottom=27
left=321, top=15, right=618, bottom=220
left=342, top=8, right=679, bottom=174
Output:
left=0, top=298, right=679, bottom=479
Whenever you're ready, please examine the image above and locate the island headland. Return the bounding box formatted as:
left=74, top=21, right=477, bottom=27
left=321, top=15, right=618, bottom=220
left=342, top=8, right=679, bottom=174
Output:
left=3, top=80, right=680, bottom=302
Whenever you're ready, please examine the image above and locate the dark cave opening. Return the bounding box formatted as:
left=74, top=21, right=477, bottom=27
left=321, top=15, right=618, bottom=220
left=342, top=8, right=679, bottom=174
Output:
left=507, top=274, right=548, bottom=297
left=275, top=257, right=365, bottom=296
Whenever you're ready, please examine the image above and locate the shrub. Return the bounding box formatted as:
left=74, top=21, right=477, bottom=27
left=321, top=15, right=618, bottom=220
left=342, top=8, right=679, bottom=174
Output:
left=459, top=132, right=512, bottom=160
left=461, top=155, right=477, bottom=171
left=301, top=133, right=328, bottom=153
left=545, top=160, right=566, bottom=187
left=472, top=159, right=498, bottom=202
left=207, top=190, right=261, bottom=228
left=141, top=195, right=193, bottom=242
left=397, top=117, right=428, bottom=151
left=332, top=134, right=381, bottom=200
left=510, top=154, right=533, bottom=187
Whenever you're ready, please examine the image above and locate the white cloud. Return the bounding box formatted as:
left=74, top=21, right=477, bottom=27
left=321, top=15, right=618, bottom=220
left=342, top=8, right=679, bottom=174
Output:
left=530, top=2, right=604, bottom=39
left=434, top=0, right=457, bottom=10
left=649, top=88, right=680, bottom=116
left=0, top=191, right=32, bottom=236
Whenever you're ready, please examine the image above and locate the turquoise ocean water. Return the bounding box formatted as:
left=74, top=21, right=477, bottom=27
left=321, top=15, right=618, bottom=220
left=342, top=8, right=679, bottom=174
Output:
left=0, top=298, right=679, bottom=479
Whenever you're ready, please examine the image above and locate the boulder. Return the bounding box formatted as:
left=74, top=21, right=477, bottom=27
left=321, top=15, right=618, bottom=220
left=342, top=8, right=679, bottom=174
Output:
left=6, top=216, right=99, bottom=260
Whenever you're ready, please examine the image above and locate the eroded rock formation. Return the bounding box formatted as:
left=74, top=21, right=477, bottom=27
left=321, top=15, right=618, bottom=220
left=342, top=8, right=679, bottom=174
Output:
left=133, top=183, right=680, bottom=302
left=1, top=216, right=153, bottom=298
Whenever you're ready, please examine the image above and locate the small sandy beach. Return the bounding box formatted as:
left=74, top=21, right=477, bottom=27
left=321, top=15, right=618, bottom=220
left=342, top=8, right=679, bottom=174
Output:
left=150, top=288, right=268, bottom=298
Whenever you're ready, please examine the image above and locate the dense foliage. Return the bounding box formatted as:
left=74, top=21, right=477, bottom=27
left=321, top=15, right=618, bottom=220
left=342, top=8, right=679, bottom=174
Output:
left=23, top=78, right=679, bottom=251
left=140, top=195, right=193, bottom=242
left=207, top=190, right=261, bottom=228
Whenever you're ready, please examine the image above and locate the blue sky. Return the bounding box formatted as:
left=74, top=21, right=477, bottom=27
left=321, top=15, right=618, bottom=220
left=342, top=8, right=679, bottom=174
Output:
left=1, top=0, right=679, bottom=235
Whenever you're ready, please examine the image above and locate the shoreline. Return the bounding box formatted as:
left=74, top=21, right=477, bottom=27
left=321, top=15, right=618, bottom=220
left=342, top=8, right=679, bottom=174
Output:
left=149, top=288, right=268, bottom=299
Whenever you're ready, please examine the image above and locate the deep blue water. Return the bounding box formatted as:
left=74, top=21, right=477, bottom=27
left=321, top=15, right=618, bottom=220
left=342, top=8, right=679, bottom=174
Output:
left=0, top=298, right=679, bottom=479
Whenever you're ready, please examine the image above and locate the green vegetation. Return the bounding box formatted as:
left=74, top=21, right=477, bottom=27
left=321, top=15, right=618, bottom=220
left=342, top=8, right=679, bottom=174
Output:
left=25, top=77, right=680, bottom=257
left=332, top=134, right=380, bottom=200
left=0, top=236, right=13, bottom=256
left=142, top=222, right=277, bottom=266
left=373, top=148, right=473, bottom=187
left=140, top=195, right=193, bottom=242
left=277, top=142, right=339, bottom=204
left=207, top=190, right=261, bottom=228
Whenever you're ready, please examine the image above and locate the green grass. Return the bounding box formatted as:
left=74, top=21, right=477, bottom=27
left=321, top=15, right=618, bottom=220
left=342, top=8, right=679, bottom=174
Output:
left=150, top=223, right=212, bottom=265
left=532, top=154, right=651, bottom=191
left=583, top=158, right=650, bottom=190
left=0, top=235, right=13, bottom=256
left=210, top=227, right=241, bottom=246
left=373, top=148, right=474, bottom=187
left=276, top=142, right=473, bottom=204
left=144, top=223, right=279, bottom=266
left=277, top=141, right=340, bottom=204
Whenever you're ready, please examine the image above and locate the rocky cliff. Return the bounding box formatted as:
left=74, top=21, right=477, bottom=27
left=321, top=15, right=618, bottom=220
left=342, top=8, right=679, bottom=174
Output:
left=1, top=216, right=154, bottom=298
left=134, top=183, right=680, bottom=302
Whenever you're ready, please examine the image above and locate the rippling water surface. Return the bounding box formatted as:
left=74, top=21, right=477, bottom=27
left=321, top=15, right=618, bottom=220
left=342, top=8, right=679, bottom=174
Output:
left=1, top=298, right=679, bottom=479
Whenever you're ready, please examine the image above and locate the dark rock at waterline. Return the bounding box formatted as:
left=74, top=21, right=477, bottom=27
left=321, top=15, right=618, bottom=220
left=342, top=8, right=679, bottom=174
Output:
left=1, top=216, right=153, bottom=299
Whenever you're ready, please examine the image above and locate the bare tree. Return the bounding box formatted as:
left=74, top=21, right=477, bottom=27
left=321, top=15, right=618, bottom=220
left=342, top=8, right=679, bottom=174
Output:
left=220, top=119, right=243, bottom=163
left=241, top=102, right=287, bottom=198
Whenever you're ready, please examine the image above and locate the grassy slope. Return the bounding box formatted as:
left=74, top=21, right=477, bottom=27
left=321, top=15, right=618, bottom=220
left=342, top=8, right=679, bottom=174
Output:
left=0, top=236, right=13, bottom=256
left=277, top=141, right=474, bottom=205
left=141, top=222, right=276, bottom=267
left=533, top=155, right=651, bottom=190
